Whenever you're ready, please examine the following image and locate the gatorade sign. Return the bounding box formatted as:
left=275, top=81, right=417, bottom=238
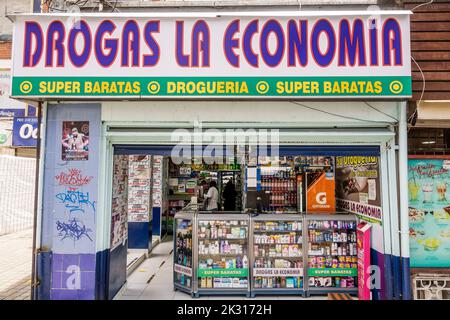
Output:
left=12, top=117, right=38, bottom=147
left=306, top=172, right=336, bottom=213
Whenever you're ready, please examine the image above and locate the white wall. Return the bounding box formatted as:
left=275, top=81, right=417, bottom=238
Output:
left=102, top=100, right=400, bottom=128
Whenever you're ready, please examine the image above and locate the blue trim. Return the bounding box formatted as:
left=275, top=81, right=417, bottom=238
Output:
left=401, top=257, right=412, bottom=300
left=114, top=145, right=176, bottom=156
left=128, top=222, right=151, bottom=250
left=108, top=241, right=128, bottom=300
left=370, top=248, right=386, bottom=300
left=392, top=255, right=402, bottom=300
left=152, top=207, right=161, bottom=237
left=277, top=145, right=380, bottom=156
left=256, top=167, right=261, bottom=191
left=382, top=253, right=393, bottom=300
left=95, top=249, right=109, bottom=300
left=113, top=144, right=381, bottom=157
left=35, top=251, right=52, bottom=300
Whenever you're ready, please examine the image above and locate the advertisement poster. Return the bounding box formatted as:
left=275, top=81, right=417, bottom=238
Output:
left=357, top=222, right=372, bottom=300
left=408, top=158, right=450, bottom=267
left=128, top=155, right=151, bottom=222
left=12, top=117, right=38, bottom=147
left=61, top=121, right=89, bottom=161
left=335, top=156, right=382, bottom=224
left=111, top=155, right=129, bottom=250
left=306, top=171, right=336, bottom=213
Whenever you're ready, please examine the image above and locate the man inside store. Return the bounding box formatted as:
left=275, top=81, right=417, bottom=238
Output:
left=223, top=179, right=237, bottom=211
left=204, top=180, right=219, bottom=211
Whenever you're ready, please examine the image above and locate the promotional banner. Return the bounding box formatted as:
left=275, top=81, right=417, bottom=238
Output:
left=335, top=156, right=382, bottom=224
left=408, top=158, right=450, bottom=267
left=306, top=171, right=336, bottom=213
left=357, top=222, right=372, bottom=300
left=12, top=117, right=38, bottom=147
left=128, top=155, right=151, bottom=222
left=11, top=12, right=411, bottom=98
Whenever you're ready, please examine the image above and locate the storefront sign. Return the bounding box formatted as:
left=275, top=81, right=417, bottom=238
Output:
left=253, top=268, right=303, bottom=277
left=174, top=264, right=193, bottom=277
left=12, top=117, right=38, bottom=147
left=198, top=268, right=248, bottom=278
left=306, top=172, right=336, bottom=213
left=11, top=12, right=411, bottom=98
left=336, top=156, right=382, bottom=224
left=408, top=157, right=450, bottom=268
left=357, top=222, right=372, bottom=300
left=307, top=268, right=358, bottom=277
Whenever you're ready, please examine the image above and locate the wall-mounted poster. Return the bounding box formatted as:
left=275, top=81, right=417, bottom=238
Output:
left=128, top=155, right=151, bottom=222
left=61, top=121, right=89, bottom=161
left=408, top=157, right=450, bottom=268
left=335, top=156, right=382, bottom=224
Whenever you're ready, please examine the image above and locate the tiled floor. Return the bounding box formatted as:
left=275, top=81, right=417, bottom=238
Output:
left=115, top=238, right=327, bottom=301
left=0, top=229, right=32, bottom=300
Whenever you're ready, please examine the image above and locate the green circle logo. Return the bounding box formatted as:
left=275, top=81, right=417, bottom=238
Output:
left=389, top=81, right=403, bottom=94
left=256, top=81, right=269, bottom=94
left=20, top=81, right=33, bottom=94
left=147, top=81, right=160, bottom=94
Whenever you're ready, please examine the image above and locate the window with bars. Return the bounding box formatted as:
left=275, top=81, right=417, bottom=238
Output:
left=408, top=128, right=450, bottom=155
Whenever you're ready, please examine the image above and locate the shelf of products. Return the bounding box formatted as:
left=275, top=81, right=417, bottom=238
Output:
left=251, top=215, right=305, bottom=295
left=259, top=167, right=298, bottom=213
left=173, top=215, right=194, bottom=292
left=197, top=215, right=250, bottom=294
left=307, top=216, right=358, bottom=292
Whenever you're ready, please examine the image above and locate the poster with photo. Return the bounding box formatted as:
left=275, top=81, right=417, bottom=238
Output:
left=408, top=158, right=450, bottom=268
left=335, top=156, right=382, bottom=224
left=62, top=121, right=89, bottom=161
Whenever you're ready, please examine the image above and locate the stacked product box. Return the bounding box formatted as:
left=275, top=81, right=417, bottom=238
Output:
left=111, top=155, right=129, bottom=250
left=252, top=218, right=304, bottom=292
left=307, top=219, right=358, bottom=290
left=128, top=155, right=151, bottom=223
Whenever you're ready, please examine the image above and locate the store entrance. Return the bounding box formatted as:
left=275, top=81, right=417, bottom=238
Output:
left=107, top=144, right=383, bottom=300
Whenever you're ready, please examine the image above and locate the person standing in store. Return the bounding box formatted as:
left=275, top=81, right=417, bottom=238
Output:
left=223, top=179, right=237, bottom=211
left=204, top=180, right=219, bottom=211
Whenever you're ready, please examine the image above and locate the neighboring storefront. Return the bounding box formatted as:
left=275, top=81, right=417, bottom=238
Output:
left=10, top=11, right=412, bottom=300
left=405, top=1, right=450, bottom=299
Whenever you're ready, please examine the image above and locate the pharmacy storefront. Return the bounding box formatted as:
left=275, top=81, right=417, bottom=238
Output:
left=10, top=11, right=412, bottom=300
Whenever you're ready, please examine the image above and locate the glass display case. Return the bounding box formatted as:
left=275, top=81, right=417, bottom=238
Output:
left=196, top=213, right=250, bottom=297
left=173, top=205, right=196, bottom=295
left=251, top=214, right=305, bottom=296
left=306, top=215, right=358, bottom=295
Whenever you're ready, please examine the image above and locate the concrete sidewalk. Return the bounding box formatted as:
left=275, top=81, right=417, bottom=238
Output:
left=0, top=229, right=33, bottom=300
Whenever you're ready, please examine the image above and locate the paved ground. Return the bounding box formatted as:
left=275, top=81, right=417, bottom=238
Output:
left=116, top=238, right=327, bottom=300
left=0, top=228, right=33, bottom=300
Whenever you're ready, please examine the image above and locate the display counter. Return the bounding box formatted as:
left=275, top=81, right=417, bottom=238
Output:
left=173, top=207, right=358, bottom=297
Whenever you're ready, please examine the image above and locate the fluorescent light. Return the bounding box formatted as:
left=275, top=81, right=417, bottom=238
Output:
left=421, top=140, right=436, bottom=145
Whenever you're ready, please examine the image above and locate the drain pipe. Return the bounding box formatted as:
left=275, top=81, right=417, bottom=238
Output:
left=398, top=101, right=411, bottom=300
left=30, top=101, right=42, bottom=300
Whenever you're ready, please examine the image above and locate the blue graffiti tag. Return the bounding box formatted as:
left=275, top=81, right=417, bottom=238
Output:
left=56, top=218, right=93, bottom=243
left=55, top=190, right=96, bottom=214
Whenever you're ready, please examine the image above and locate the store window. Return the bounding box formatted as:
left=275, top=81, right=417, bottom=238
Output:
left=408, top=128, right=450, bottom=155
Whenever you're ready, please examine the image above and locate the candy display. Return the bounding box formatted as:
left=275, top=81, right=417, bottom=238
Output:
left=307, top=219, right=358, bottom=289
left=252, top=219, right=304, bottom=292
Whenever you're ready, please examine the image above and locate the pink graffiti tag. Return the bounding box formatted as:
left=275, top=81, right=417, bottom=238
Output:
left=55, top=168, right=93, bottom=187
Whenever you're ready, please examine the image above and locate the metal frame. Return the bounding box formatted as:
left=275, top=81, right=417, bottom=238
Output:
left=250, top=213, right=306, bottom=297
left=173, top=207, right=196, bottom=296
left=304, top=214, right=359, bottom=297
left=195, top=212, right=251, bottom=297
